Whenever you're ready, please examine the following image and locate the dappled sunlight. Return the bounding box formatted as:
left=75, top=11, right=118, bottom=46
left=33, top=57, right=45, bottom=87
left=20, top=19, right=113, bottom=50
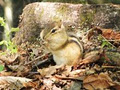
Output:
left=0, top=0, right=120, bottom=89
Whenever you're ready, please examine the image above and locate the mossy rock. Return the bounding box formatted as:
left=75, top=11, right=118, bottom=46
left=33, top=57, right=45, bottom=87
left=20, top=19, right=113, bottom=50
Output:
left=13, top=2, right=120, bottom=45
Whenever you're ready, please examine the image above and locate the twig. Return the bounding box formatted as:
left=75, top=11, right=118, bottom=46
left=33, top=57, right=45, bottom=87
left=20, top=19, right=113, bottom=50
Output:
left=25, top=54, right=48, bottom=65
left=54, top=75, right=83, bottom=82
left=103, top=40, right=120, bottom=42
left=102, top=66, right=120, bottom=69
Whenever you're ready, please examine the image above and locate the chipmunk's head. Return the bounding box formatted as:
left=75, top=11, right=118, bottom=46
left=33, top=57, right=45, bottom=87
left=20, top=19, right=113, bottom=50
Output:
left=40, top=21, right=68, bottom=51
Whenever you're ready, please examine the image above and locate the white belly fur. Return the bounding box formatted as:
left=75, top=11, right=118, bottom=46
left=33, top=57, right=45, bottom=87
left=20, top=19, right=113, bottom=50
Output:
left=52, top=42, right=82, bottom=65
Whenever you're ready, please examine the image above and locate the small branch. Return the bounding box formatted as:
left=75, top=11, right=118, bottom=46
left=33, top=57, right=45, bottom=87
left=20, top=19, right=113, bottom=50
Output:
left=102, top=66, right=120, bottom=69
left=103, top=40, right=120, bottom=42
left=25, top=54, right=48, bottom=65
left=54, top=75, right=83, bottom=82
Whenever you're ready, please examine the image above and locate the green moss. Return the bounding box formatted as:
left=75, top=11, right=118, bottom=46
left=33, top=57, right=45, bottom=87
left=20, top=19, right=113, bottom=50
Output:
left=52, top=5, right=69, bottom=22
left=57, top=5, right=69, bottom=14
left=106, top=51, right=120, bottom=65
left=29, top=7, right=35, bottom=15
left=79, top=9, right=95, bottom=28
left=39, top=8, right=44, bottom=20
left=52, top=16, right=61, bottom=22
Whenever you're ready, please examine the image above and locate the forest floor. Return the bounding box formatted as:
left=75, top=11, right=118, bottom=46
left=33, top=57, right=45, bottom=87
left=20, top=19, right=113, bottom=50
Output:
left=0, top=27, right=120, bottom=89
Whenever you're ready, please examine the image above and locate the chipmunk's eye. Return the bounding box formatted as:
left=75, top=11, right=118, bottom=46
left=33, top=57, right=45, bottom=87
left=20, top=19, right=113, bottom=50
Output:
left=51, top=29, right=57, bottom=33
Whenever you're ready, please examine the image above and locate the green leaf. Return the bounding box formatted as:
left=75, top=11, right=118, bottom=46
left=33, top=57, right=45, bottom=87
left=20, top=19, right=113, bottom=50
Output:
left=0, top=40, right=8, bottom=46
left=0, top=17, right=18, bottom=54
left=0, top=41, right=4, bottom=45
left=0, top=65, right=4, bottom=72
left=11, top=27, right=19, bottom=32
left=101, top=41, right=108, bottom=48
left=0, top=17, right=5, bottom=27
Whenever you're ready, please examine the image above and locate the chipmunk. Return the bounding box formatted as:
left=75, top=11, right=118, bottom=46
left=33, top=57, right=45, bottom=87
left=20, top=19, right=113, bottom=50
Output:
left=40, top=21, right=83, bottom=66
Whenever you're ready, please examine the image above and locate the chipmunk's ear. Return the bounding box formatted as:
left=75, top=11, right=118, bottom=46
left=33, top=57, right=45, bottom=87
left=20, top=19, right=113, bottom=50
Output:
left=57, top=20, right=65, bottom=30
left=54, top=19, right=62, bottom=28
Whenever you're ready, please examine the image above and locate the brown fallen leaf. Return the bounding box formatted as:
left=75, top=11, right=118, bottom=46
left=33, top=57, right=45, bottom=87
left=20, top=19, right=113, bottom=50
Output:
left=38, top=66, right=57, bottom=77
left=0, top=76, right=32, bottom=89
left=0, top=71, right=13, bottom=76
left=102, top=29, right=120, bottom=41
left=38, top=65, right=66, bottom=77
left=86, top=26, right=120, bottom=42
left=54, top=75, right=83, bottom=82
left=78, top=50, right=102, bottom=67
left=0, top=52, right=19, bottom=64
left=83, top=72, right=119, bottom=90
left=92, top=27, right=120, bottom=41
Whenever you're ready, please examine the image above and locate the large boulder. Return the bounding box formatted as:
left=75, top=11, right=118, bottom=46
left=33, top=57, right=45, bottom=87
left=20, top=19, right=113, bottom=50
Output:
left=13, top=2, right=120, bottom=45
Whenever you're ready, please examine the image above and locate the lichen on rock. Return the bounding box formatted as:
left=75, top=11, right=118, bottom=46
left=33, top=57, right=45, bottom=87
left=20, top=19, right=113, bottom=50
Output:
left=13, top=2, right=120, bottom=45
